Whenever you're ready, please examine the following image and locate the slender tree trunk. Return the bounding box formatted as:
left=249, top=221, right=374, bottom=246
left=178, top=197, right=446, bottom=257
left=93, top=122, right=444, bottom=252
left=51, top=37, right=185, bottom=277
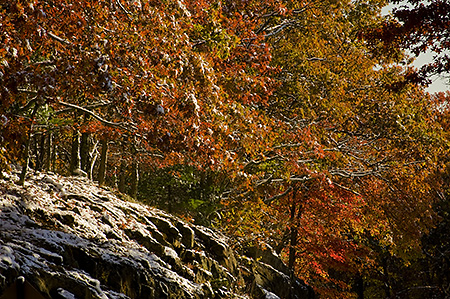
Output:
left=289, top=187, right=299, bottom=269
left=80, top=132, right=90, bottom=174
left=382, top=257, right=392, bottom=298
left=289, top=202, right=298, bottom=275
left=355, top=274, right=364, bottom=299
left=80, top=113, right=91, bottom=175
left=118, top=160, right=126, bottom=193
left=18, top=104, right=39, bottom=185
left=69, top=129, right=81, bottom=175
left=36, top=132, right=45, bottom=171
left=32, top=133, right=39, bottom=171
left=289, top=186, right=300, bottom=299
left=167, top=184, right=172, bottom=213
left=130, top=160, right=139, bottom=199
left=98, top=139, right=108, bottom=186
left=45, top=131, right=52, bottom=171
left=88, top=140, right=99, bottom=180
left=51, top=133, right=57, bottom=173
left=18, top=133, right=32, bottom=186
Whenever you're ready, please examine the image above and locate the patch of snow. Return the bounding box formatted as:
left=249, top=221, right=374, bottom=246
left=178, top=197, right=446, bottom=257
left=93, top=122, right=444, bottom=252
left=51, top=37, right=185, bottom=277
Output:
left=164, top=246, right=179, bottom=260
left=42, top=175, right=65, bottom=192
left=0, top=246, right=20, bottom=271
left=262, top=288, right=281, bottom=299
left=66, top=270, right=108, bottom=299
left=56, top=288, right=76, bottom=299
left=0, top=169, right=246, bottom=298
left=104, top=290, right=131, bottom=299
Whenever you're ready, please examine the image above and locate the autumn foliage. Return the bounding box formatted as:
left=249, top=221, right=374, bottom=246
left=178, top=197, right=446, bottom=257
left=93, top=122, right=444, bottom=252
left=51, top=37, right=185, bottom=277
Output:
left=1, top=0, right=449, bottom=297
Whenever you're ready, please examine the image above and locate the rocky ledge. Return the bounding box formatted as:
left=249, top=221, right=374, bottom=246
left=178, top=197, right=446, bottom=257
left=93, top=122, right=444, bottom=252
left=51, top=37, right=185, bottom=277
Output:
left=0, top=168, right=313, bottom=299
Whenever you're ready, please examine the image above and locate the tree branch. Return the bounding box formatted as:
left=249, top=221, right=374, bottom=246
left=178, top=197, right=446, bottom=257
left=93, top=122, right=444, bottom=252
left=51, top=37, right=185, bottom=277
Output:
left=264, top=186, right=293, bottom=204
left=244, top=154, right=284, bottom=170
left=116, top=0, right=133, bottom=20
left=47, top=31, right=71, bottom=45
left=58, top=101, right=136, bottom=132
left=329, top=169, right=379, bottom=178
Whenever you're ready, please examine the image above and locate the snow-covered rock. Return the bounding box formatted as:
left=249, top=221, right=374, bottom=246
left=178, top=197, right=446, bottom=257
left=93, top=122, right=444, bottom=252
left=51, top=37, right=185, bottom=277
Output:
left=0, top=170, right=312, bottom=298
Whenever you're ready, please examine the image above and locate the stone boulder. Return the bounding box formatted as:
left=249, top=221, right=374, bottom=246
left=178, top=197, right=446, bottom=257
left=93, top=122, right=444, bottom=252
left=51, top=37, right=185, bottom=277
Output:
left=0, top=169, right=312, bottom=298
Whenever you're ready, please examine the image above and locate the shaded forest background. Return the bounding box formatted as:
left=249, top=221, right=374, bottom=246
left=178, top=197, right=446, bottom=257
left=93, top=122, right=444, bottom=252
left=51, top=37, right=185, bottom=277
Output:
left=1, top=0, right=450, bottom=297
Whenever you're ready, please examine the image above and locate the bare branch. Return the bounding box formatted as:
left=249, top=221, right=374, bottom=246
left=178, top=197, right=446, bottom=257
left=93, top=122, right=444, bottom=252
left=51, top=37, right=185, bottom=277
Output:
left=55, top=100, right=112, bottom=115
left=333, top=182, right=361, bottom=196
left=306, top=57, right=327, bottom=62
left=244, top=154, right=284, bottom=169
left=330, top=169, right=379, bottom=178
left=116, top=0, right=133, bottom=20
left=264, top=20, right=297, bottom=38
left=264, top=186, right=293, bottom=204
left=269, top=175, right=311, bottom=183
left=58, top=101, right=136, bottom=132
left=47, top=31, right=71, bottom=45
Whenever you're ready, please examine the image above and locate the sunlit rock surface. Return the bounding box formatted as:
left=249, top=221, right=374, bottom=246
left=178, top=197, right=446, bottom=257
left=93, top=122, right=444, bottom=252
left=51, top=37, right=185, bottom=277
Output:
left=0, top=168, right=313, bottom=298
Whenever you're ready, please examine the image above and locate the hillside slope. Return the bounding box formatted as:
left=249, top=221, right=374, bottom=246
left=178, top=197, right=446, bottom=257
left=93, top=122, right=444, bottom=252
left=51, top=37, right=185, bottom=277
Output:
left=0, top=168, right=312, bottom=299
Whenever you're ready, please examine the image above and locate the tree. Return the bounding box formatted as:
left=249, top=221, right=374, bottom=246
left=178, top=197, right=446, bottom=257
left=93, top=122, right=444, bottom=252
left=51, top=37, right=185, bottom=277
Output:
left=1, top=1, right=447, bottom=297
left=0, top=0, right=276, bottom=183
left=364, top=0, right=450, bottom=84
left=219, top=0, right=445, bottom=296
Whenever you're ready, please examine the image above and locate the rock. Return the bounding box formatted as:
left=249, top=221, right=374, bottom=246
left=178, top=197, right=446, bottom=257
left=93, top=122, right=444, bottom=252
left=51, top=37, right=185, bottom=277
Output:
left=56, top=288, right=77, bottom=299
left=71, top=168, right=88, bottom=177
left=176, top=221, right=195, bottom=249
left=242, top=244, right=315, bottom=299
left=0, top=169, right=313, bottom=298
left=148, top=216, right=182, bottom=248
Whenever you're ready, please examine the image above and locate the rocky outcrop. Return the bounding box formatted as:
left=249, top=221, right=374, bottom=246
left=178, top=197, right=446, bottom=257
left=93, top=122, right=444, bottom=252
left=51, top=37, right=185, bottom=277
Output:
left=0, top=168, right=312, bottom=299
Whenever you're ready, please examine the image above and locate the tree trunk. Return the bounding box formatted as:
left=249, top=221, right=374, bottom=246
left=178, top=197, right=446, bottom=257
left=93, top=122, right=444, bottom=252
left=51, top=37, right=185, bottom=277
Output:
left=31, top=133, right=41, bottom=171
left=167, top=184, right=173, bottom=213
left=289, top=202, right=298, bottom=275
left=130, top=160, right=139, bottom=199
left=18, top=133, right=32, bottom=186
left=355, top=274, right=364, bottom=299
left=51, top=133, right=57, bottom=173
left=80, top=113, right=91, bottom=175
left=382, top=256, right=392, bottom=298
left=36, top=132, right=45, bottom=171
left=88, top=140, right=99, bottom=180
left=289, top=186, right=300, bottom=299
left=98, top=139, right=108, bottom=186
left=69, top=129, right=81, bottom=175
left=80, top=132, right=90, bottom=174
left=44, top=131, right=52, bottom=172
left=18, top=104, right=39, bottom=185
left=118, top=160, right=126, bottom=193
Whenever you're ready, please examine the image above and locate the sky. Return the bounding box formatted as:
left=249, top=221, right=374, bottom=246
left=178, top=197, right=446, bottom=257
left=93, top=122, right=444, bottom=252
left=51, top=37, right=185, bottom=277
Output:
left=382, top=2, right=449, bottom=93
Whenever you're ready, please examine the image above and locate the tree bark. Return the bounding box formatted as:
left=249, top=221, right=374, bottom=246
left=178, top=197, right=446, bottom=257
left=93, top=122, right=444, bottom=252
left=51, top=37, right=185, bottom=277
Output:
left=98, top=139, right=108, bottom=186
left=69, top=129, right=81, bottom=175
left=289, top=203, right=298, bottom=274
left=80, top=132, right=90, bottom=173
left=50, top=133, right=58, bottom=172
left=18, top=134, right=32, bottom=186
left=18, top=104, right=39, bottom=185
left=44, top=131, right=52, bottom=171
left=118, top=160, right=126, bottom=193
left=130, top=160, right=139, bottom=199
left=37, top=132, right=46, bottom=171
left=289, top=186, right=300, bottom=299
left=355, top=273, right=364, bottom=299
left=80, top=113, right=91, bottom=175
left=382, top=256, right=392, bottom=298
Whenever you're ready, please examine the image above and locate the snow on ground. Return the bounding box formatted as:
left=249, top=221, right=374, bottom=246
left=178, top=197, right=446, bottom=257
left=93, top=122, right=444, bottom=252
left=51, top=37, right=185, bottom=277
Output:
left=0, top=169, right=209, bottom=298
